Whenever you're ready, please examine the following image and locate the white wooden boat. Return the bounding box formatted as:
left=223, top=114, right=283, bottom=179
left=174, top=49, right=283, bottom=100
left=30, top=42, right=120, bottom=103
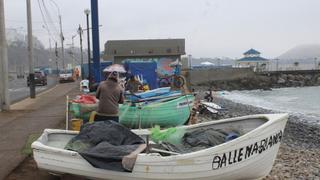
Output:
left=206, top=106, right=219, bottom=114
left=32, top=113, right=288, bottom=180
left=200, top=101, right=223, bottom=110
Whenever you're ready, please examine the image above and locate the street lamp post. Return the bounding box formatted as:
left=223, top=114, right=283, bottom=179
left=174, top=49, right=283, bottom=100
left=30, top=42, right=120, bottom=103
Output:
left=78, top=25, right=84, bottom=79
left=84, top=9, right=91, bottom=83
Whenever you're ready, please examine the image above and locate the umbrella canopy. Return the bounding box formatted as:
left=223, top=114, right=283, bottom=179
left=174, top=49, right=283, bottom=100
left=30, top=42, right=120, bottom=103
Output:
left=103, top=64, right=126, bottom=73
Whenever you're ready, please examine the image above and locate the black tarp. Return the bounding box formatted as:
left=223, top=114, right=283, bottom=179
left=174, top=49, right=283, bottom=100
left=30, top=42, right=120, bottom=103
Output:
left=65, top=121, right=145, bottom=171
left=156, top=128, right=241, bottom=154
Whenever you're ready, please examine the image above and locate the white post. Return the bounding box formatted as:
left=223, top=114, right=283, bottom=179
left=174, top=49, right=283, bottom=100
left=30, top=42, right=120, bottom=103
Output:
left=66, top=95, right=69, bottom=130
left=0, top=0, right=10, bottom=111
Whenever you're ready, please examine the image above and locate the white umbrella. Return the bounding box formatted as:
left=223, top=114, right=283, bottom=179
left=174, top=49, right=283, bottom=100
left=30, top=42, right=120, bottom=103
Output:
left=103, top=64, right=126, bottom=73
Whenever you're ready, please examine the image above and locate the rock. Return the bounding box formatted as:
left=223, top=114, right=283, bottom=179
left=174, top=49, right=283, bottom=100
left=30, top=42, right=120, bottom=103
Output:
left=277, top=77, right=286, bottom=84
left=287, top=74, right=295, bottom=80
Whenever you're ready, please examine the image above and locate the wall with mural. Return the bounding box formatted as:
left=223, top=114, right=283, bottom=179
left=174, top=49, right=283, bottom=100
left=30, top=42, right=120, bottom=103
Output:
left=123, top=56, right=178, bottom=76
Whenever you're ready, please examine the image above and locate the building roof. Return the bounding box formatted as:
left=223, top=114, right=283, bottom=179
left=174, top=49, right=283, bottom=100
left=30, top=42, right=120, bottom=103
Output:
left=243, top=48, right=261, bottom=55
left=237, top=56, right=269, bottom=62
left=103, top=39, right=185, bottom=59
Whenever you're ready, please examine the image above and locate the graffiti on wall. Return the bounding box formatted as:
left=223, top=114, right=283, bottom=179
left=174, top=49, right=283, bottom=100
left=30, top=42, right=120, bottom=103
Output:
left=156, top=57, right=175, bottom=76
left=123, top=57, right=177, bottom=76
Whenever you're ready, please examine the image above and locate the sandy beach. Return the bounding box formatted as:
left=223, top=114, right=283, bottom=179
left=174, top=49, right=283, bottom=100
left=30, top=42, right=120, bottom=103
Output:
left=197, top=91, right=320, bottom=179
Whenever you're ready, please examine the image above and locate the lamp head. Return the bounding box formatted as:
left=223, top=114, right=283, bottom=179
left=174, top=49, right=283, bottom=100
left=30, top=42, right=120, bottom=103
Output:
left=84, top=9, right=91, bottom=15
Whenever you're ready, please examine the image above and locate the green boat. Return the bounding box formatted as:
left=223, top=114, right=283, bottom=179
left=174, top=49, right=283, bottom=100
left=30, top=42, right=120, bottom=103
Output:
left=119, top=95, right=194, bottom=129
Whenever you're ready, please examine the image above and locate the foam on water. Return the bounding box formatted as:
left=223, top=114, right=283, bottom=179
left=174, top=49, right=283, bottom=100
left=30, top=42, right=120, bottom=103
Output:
left=221, top=86, right=320, bottom=124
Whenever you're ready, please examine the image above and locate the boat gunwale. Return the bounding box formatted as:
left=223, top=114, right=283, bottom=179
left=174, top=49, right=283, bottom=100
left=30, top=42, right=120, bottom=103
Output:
left=122, top=94, right=194, bottom=108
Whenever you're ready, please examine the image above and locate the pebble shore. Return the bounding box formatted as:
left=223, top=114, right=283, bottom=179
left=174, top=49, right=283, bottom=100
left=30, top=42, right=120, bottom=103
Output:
left=196, top=90, right=320, bottom=180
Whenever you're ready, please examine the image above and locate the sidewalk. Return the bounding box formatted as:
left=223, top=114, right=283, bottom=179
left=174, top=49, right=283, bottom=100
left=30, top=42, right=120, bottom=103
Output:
left=0, top=82, right=79, bottom=180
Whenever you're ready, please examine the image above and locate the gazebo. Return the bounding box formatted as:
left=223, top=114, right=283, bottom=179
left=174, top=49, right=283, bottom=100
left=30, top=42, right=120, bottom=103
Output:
left=236, top=49, right=269, bottom=71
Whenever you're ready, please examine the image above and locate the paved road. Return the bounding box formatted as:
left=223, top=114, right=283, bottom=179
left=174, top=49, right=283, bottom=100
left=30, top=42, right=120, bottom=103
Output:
left=9, top=76, right=58, bottom=103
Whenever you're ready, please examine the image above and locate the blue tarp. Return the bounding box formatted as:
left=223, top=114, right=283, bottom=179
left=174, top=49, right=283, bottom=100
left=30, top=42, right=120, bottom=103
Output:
left=124, top=61, right=158, bottom=90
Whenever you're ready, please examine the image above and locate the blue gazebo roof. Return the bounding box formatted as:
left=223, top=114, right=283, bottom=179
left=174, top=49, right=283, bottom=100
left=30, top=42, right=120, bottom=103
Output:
left=237, top=56, right=268, bottom=62
left=243, top=49, right=261, bottom=55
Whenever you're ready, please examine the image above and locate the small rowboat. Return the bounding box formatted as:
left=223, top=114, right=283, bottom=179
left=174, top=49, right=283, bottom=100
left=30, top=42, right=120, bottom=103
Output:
left=32, top=113, right=288, bottom=180
left=120, top=95, right=194, bottom=129
left=126, top=87, right=181, bottom=102
left=200, top=101, right=223, bottom=110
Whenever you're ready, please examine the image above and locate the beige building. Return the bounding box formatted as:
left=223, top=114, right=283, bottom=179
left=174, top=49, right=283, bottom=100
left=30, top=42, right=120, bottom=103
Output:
left=103, top=39, right=185, bottom=76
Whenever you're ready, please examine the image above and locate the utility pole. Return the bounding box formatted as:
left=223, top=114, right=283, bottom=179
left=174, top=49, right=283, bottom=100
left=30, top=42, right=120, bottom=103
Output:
left=0, top=0, right=10, bottom=110
left=315, top=57, right=317, bottom=70
left=55, top=42, right=59, bottom=76
left=26, top=0, right=35, bottom=98
left=59, top=15, right=65, bottom=70
left=48, top=38, right=52, bottom=70
left=188, top=54, right=192, bottom=69
left=78, top=24, right=84, bottom=79
left=276, top=58, right=279, bottom=71
left=71, top=35, right=77, bottom=68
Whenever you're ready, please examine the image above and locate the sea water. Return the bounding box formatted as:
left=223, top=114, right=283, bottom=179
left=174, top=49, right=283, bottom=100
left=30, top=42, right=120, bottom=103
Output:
left=221, top=86, right=320, bottom=124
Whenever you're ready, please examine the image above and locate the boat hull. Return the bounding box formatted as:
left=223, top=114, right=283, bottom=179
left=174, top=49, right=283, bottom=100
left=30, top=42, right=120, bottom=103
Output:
left=32, top=114, right=288, bottom=180
left=119, top=95, right=194, bottom=128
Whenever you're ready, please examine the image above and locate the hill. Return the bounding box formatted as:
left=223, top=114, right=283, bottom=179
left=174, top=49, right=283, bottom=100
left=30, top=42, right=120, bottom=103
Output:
left=278, top=44, right=320, bottom=60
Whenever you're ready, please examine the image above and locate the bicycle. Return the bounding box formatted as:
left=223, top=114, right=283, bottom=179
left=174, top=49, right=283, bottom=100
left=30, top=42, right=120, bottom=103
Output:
left=158, top=61, right=185, bottom=88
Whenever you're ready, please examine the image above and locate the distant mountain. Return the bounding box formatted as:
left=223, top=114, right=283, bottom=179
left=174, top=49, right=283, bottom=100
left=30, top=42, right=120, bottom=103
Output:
left=278, top=44, right=320, bottom=60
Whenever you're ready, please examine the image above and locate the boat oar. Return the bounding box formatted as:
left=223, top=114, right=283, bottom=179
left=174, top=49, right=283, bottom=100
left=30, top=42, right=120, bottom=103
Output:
left=150, top=148, right=180, bottom=155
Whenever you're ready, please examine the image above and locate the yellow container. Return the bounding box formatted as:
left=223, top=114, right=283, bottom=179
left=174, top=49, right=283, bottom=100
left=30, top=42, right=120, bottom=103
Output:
left=71, top=119, right=83, bottom=131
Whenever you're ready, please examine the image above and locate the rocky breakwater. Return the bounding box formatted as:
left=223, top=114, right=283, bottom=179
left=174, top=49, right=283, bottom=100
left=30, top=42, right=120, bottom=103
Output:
left=197, top=73, right=320, bottom=91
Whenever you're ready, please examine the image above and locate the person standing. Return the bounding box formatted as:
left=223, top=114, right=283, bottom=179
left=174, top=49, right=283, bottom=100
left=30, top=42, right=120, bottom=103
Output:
left=95, top=71, right=124, bottom=122
left=126, top=75, right=142, bottom=93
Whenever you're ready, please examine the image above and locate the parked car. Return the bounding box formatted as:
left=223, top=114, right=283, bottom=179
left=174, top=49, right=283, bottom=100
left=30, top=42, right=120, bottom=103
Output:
left=59, top=69, right=75, bottom=83
left=27, top=71, right=47, bottom=86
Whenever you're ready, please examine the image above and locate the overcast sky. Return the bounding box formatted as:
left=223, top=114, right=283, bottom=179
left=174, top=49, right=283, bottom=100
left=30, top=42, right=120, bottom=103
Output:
left=4, top=0, right=320, bottom=58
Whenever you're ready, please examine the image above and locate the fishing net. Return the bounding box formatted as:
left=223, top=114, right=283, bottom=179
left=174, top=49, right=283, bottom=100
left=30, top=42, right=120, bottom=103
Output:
left=150, top=125, right=186, bottom=145
left=69, top=102, right=97, bottom=122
